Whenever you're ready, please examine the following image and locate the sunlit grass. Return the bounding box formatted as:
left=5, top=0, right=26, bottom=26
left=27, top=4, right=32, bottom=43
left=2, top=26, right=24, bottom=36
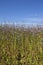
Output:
left=0, top=25, right=43, bottom=65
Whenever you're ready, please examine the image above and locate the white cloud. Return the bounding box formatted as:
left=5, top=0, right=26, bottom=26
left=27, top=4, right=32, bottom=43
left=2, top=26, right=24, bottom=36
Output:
left=0, top=17, right=43, bottom=26
left=22, top=17, right=43, bottom=24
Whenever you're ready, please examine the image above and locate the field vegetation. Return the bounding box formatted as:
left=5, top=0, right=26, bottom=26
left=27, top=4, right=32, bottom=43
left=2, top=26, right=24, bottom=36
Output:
left=0, top=24, right=43, bottom=65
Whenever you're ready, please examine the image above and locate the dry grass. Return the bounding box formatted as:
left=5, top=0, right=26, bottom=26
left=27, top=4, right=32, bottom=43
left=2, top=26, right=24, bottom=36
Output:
left=0, top=25, right=43, bottom=65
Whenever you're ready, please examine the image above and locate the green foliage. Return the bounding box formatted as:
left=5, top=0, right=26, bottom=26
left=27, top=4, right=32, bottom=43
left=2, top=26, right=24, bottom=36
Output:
left=0, top=25, right=43, bottom=65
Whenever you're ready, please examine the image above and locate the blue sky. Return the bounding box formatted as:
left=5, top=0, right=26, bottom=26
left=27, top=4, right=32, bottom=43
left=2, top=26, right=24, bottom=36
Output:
left=0, top=0, right=43, bottom=25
